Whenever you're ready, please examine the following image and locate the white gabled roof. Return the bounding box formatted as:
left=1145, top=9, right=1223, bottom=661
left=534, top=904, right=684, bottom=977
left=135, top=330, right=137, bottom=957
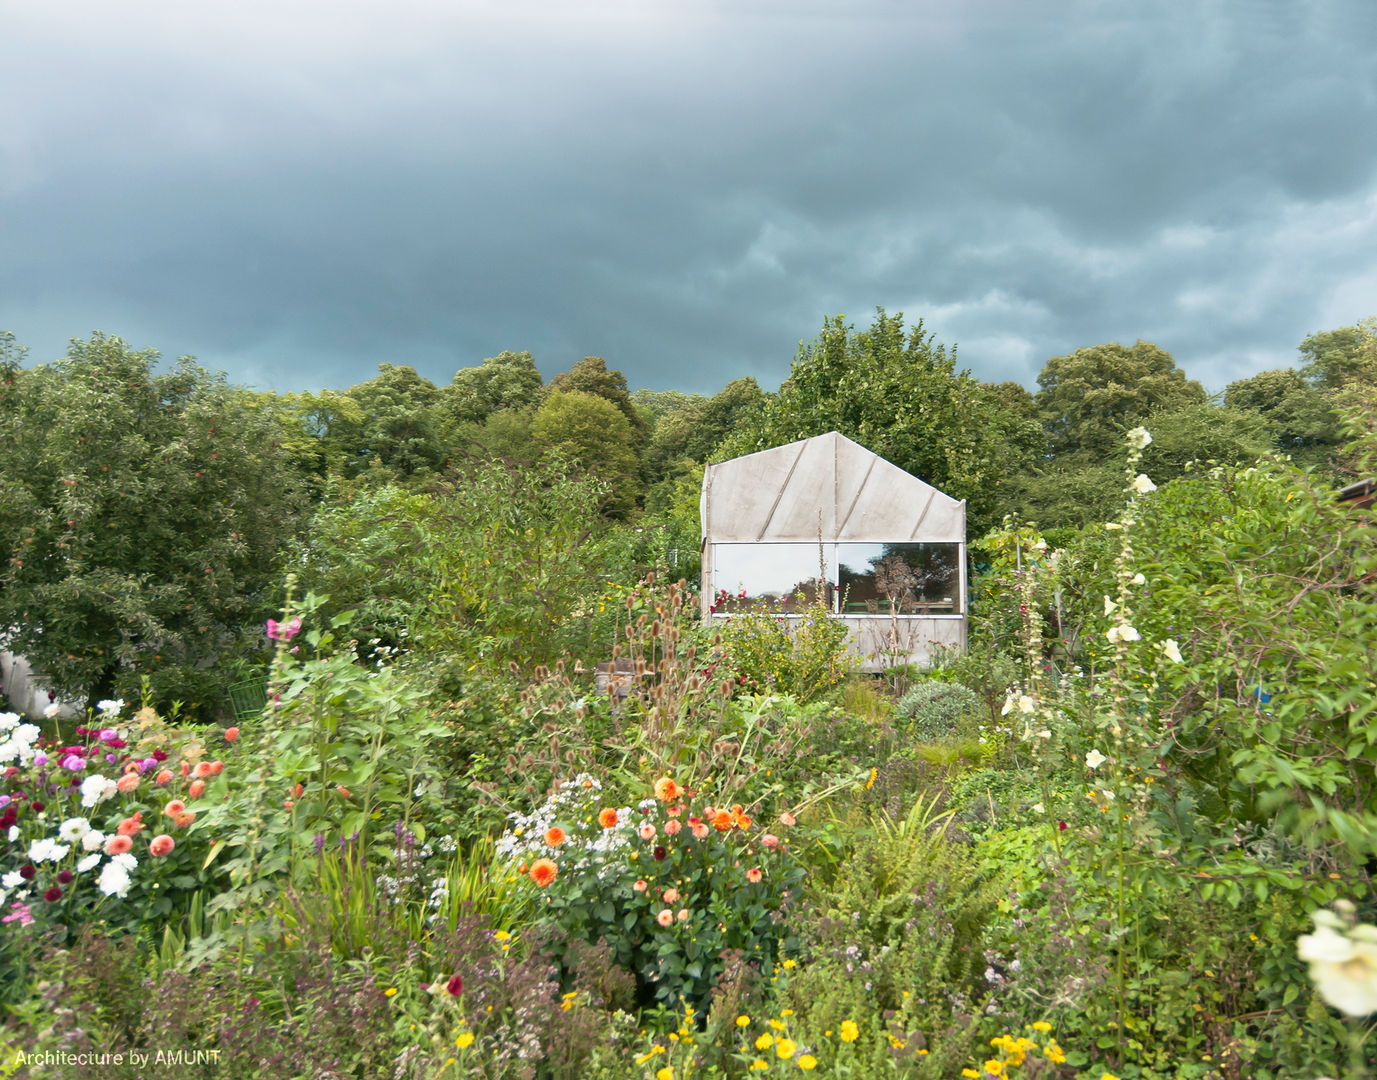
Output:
left=701, top=431, right=965, bottom=543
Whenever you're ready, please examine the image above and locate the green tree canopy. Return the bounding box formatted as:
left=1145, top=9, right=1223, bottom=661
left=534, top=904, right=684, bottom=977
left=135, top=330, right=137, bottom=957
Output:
left=530, top=389, right=641, bottom=516
left=0, top=332, right=310, bottom=713
left=548, top=356, right=648, bottom=441
left=445, top=350, right=544, bottom=427
left=716, top=310, right=1036, bottom=535
left=1035, top=341, right=1206, bottom=458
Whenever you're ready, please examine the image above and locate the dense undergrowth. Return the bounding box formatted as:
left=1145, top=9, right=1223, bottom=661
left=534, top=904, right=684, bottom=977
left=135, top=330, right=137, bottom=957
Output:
left=2, top=428, right=1375, bottom=1080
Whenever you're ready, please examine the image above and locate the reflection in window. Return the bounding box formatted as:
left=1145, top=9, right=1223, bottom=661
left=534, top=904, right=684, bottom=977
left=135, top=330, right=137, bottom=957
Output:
left=837, top=543, right=960, bottom=615
left=712, top=544, right=830, bottom=613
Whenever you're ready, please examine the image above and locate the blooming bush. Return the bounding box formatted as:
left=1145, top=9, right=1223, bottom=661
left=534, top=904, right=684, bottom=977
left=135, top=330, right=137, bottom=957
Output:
left=1, top=701, right=230, bottom=993
left=497, top=774, right=806, bottom=1008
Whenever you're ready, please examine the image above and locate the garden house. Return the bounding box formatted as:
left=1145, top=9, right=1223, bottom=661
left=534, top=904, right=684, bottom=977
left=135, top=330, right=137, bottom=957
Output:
left=699, top=431, right=966, bottom=669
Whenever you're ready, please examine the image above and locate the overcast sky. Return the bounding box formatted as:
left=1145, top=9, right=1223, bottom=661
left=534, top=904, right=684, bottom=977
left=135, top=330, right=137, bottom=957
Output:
left=2, top=0, right=1375, bottom=399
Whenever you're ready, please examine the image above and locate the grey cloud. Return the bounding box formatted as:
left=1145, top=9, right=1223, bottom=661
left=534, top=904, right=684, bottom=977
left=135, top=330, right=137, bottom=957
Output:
left=1, top=0, right=1374, bottom=399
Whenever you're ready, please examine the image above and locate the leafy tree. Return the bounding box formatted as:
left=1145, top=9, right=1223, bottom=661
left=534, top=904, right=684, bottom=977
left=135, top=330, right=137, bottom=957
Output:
left=630, top=388, right=705, bottom=428
left=1140, top=401, right=1278, bottom=476
left=445, top=350, right=544, bottom=427
left=548, top=356, right=649, bottom=441
left=642, top=377, right=768, bottom=487
left=0, top=332, right=310, bottom=714
left=716, top=310, right=1036, bottom=535
left=1035, top=341, right=1206, bottom=458
left=295, top=459, right=611, bottom=668
left=1298, top=323, right=1374, bottom=390
left=530, top=390, right=641, bottom=516
left=1224, top=367, right=1338, bottom=460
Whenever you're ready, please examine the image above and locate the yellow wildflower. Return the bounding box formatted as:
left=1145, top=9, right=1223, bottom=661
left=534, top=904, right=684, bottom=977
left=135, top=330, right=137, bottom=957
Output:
left=456, top=1033, right=474, bottom=1049
left=384, top=987, right=398, bottom=997
left=839, top=1020, right=859, bottom=1042
left=1032, top=1021, right=1052, bottom=1032
left=798, top=1055, right=817, bottom=1070
left=737, top=1015, right=751, bottom=1028
left=656, top=1068, right=673, bottom=1080
left=756, top=1033, right=774, bottom=1051
left=775, top=1038, right=796, bottom=1059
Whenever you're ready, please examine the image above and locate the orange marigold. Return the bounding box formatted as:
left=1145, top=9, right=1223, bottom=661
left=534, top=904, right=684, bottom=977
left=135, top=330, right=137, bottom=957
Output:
left=545, top=826, right=567, bottom=847
left=529, top=858, right=558, bottom=888
left=653, top=776, right=681, bottom=802
left=598, top=808, right=619, bottom=829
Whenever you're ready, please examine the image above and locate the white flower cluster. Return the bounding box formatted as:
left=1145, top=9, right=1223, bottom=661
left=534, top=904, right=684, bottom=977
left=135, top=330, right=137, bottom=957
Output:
left=80, top=774, right=118, bottom=808
left=0, top=712, right=42, bottom=766
left=494, top=773, right=633, bottom=877
left=0, top=809, right=129, bottom=908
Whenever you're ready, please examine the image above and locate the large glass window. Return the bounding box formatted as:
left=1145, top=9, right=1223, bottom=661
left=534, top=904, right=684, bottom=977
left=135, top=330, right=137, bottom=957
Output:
left=711, top=542, right=961, bottom=616
left=711, top=544, right=830, bottom=613
left=836, top=543, right=960, bottom=615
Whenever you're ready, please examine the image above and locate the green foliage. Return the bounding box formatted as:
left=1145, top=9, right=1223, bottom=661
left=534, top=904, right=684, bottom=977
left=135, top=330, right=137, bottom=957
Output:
left=530, top=389, right=642, bottom=516
left=296, top=457, right=612, bottom=668
left=497, top=776, right=807, bottom=1010
left=895, top=681, right=982, bottom=741
left=1035, top=339, right=1206, bottom=458
left=445, top=349, right=544, bottom=426
left=195, top=600, right=453, bottom=927
left=0, top=332, right=309, bottom=713
left=716, top=599, right=852, bottom=702
left=716, top=309, right=1039, bottom=536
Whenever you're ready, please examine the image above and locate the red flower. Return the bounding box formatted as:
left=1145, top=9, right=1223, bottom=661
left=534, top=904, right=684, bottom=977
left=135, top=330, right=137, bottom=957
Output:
left=57, top=870, right=73, bottom=884
left=19, top=864, right=36, bottom=880
left=653, top=846, right=667, bottom=861
left=446, top=974, right=464, bottom=997
left=44, top=887, right=62, bottom=902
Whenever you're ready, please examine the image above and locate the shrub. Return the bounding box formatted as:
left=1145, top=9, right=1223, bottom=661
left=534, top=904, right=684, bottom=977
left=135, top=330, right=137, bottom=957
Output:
left=495, top=774, right=807, bottom=1010
left=895, top=681, right=982, bottom=741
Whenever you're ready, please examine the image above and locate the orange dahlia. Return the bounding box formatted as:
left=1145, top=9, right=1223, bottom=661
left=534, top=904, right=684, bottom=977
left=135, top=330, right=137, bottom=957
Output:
left=711, top=810, right=734, bottom=832
left=598, top=808, right=619, bottom=829
left=529, top=858, right=558, bottom=888
left=545, top=826, right=567, bottom=847
left=653, top=776, right=681, bottom=802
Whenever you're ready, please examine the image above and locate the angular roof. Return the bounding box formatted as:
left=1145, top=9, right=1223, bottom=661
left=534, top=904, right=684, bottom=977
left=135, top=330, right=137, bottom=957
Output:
left=701, top=431, right=965, bottom=543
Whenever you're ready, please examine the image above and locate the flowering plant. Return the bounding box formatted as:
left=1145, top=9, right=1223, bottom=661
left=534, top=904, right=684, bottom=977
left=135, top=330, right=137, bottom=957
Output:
left=497, top=774, right=806, bottom=1007
left=0, top=701, right=229, bottom=943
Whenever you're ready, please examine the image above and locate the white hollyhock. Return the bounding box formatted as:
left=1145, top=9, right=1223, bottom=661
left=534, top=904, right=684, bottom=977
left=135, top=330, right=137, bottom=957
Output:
left=1298, top=910, right=1377, bottom=1016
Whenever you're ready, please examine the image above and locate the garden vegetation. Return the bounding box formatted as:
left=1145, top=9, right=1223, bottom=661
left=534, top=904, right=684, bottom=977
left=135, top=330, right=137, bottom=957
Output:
left=0, top=316, right=1375, bottom=1079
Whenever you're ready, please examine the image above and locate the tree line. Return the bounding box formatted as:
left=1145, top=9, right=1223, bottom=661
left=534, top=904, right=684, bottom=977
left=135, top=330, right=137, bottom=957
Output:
left=0, top=312, right=1372, bottom=715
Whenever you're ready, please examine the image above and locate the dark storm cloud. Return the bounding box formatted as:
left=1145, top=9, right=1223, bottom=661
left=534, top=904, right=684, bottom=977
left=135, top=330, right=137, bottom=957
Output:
left=1, top=0, right=1374, bottom=397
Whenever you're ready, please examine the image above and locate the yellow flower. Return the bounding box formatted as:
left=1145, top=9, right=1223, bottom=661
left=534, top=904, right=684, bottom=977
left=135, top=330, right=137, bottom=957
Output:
left=839, top=1020, right=859, bottom=1043
left=737, top=1015, right=751, bottom=1028
left=456, top=1033, right=474, bottom=1049
left=493, top=930, right=511, bottom=942
left=656, top=1068, right=674, bottom=1080
left=756, top=1033, right=774, bottom=1051
left=984, top=1061, right=1006, bottom=1077
left=384, top=987, right=398, bottom=997
left=962, top=1071, right=981, bottom=1079
left=749, top=1062, right=768, bottom=1072
left=769, top=1019, right=785, bottom=1031
left=1032, top=1021, right=1052, bottom=1032
left=1101, top=1075, right=1121, bottom=1080
left=775, top=1038, right=796, bottom=1059
left=798, top=1055, right=817, bottom=1070
left=781, top=959, right=796, bottom=969
left=780, top=1008, right=794, bottom=1016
